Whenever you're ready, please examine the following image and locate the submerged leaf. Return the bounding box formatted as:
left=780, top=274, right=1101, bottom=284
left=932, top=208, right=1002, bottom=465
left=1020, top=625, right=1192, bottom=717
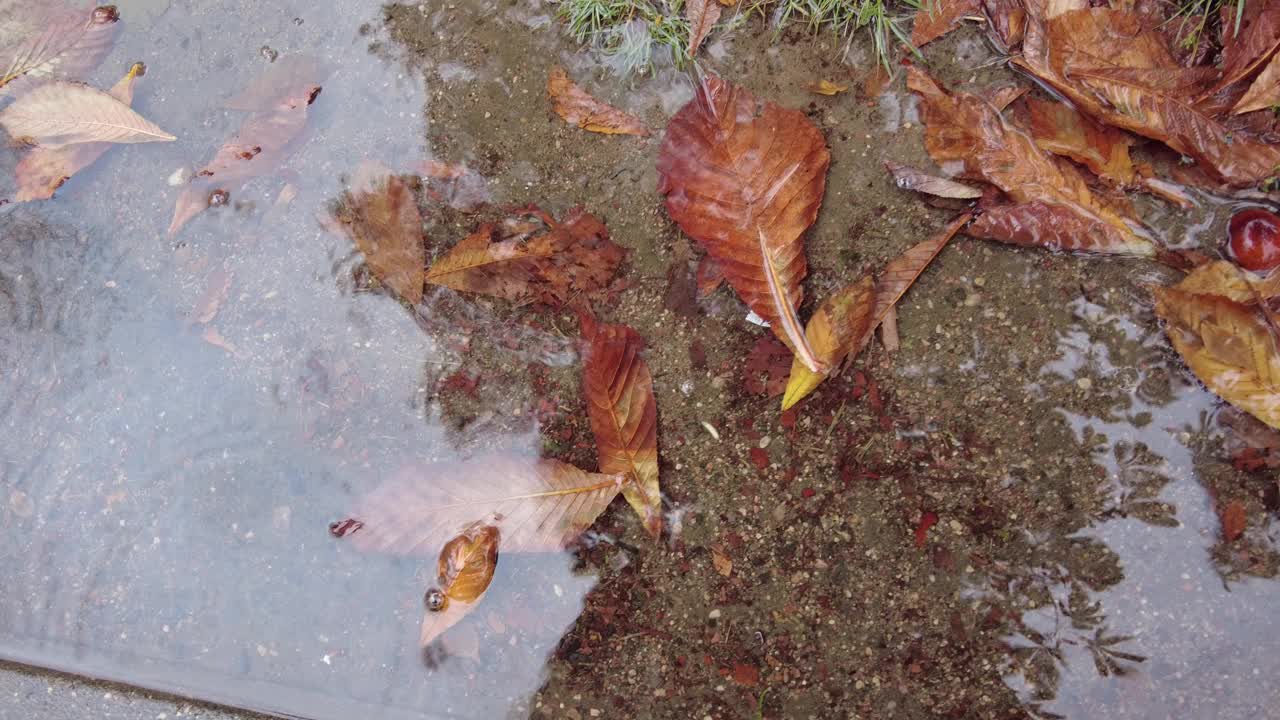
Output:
left=885, top=160, right=983, bottom=199
left=331, top=161, right=425, bottom=304
left=1023, top=97, right=1136, bottom=185
left=908, top=67, right=1155, bottom=256
left=347, top=455, right=623, bottom=555
left=420, top=523, right=499, bottom=647
left=657, top=75, right=829, bottom=372
left=912, top=0, right=981, bottom=47
left=685, top=0, right=721, bottom=57
left=1175, top=260, right=1280, bottom=304
left=0, top=79, right=174, bottom=148
left=781, top=276, right=875, bottom=410
left=14, top=61, right=144, bottom=201
left=425, top=207, right=625, bottom=305
left=547, top=66, right=649, bottom=137
left=581, top=315, right=662, bottom=537
left=1153, top=285, right=1280, bottom=430
left=0, top=4, right=119, bottom=94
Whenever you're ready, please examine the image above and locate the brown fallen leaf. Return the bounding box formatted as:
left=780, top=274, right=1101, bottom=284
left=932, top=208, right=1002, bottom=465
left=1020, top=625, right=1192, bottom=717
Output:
left=781, top=276, right=875, bottom=410
left=807, top=79, right=849, bottom=96
left=695, top=256, right=725, bottom=297
left=1205, top=2, right=1280, bottom=100
left=710, top=545, right=732, bottom=576
left=346, top=455, right=623, bottom=555
left=685, top=0, right=722, bottom=57
left=425, top=207, right=625, bottom=305
left=967, top=201, right=1152, bottom=254
left=908, top=67, right=1155, bottom=256
left=880, top=304, right=901, bottom=351
left=912, top=0, right=982, bottom=47
left=1234, top=51, right=1280, bottom=114
left=14, top=61, right=145, bottom=201
left=861, top=65, right=890, bottom=101
left=420, top=523, right=499, bottom=647
left=580, top=313, right=661, bottom=537
left=223, top=54, right=324, bottom=111
left=1153, top=285, right=1280, bottom=429
left=982, top=0, right=1026, bottom=50
left=1174, top=260, right=1280, bottom=305
left=547, top=66, right=649, bottom=137
left=657, top=75, right=829, bottom=372
left=0, top=4, right=119, bottom=95
left=419, top=159, right=491, bottom=211
left=885, top=160, right=983, bottom=199
left=331, top=161, right=425, bottom=304
left=0, top=78, right=174, bottom=148
left=1219, top=500, right=1247, bottom=542
left=1023, top=97, right=1136, bottom=186
left=169, top=82, right=321, bottom=236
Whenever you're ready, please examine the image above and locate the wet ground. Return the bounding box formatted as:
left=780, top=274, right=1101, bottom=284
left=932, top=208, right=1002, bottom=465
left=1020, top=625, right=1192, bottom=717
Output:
left=2, top=0, right=1279, bottom=719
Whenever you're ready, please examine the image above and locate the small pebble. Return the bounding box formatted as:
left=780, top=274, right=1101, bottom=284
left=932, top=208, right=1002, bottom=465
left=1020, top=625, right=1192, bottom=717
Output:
left=1076, top=377, right=1093, bottom=391
left=708, top=608, right=722, bottom=619
left=758, top=436, right=771, bottom=449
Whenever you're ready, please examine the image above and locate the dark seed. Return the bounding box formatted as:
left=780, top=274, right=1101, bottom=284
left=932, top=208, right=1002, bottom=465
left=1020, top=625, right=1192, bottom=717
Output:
left=208, top=189, right=230, bottom=207
left=425, top=588, right=446, bottom=612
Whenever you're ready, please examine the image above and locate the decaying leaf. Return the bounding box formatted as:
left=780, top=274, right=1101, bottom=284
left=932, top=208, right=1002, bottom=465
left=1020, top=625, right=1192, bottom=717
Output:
left=908, top=67, right=1155, bottom=256
left=1219, top=500, right=1247, bottom=542
left=425, top=207, right=625, bottom=305
left=0, top=4, right=119, bottom=94
left=807, top=80, right=849, bottom=96
left=346, top=455, right=623, bottom=555
left=912, top=0, right=982, bottom=47
left=685, top=0, right=721, bottom=57
left=223, top=54, right=324, bottom=111
left=1153, top=285, right=1280, bottom=430
left=420, top=523, right=499, bottom=647
left=1023, top=96, right=1136, bottom=186
left=0, top=78, right=174, bottom=148
left=885, top=160, right=983, bottom=199
left=1206, top=1, right=1280, bottom=100
left=169, top=81, right=321, bottom=236
left=580, top=314, right=662, bottom=537
left=1234, top=51, right=1280, bottom=115
left=331, top=161, right=425, bottom=304
left=13, top=61, right=145, bottom=201
left=657, top=75, right=829, bottom=372
left=547, top=66, right=649, bottom=137
left=1174, top=260, right=1280, bottom=305
left=711, top=545, right=733, bottom=576
left=781, top=276, right=875, bottom=410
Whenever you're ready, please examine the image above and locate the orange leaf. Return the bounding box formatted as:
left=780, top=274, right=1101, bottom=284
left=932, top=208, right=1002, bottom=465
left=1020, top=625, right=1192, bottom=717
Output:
left=1235, top=51, right=1280, bottom=115
left=330, top=161, right=425, bottom=304
left=581, top=317, right=662, bottom=537
left=547, top=66, right=649, bottom=137
left=1023, top=97, right=1136, bottom=186
left=1174, top=260, right=1280, bottom=305
left=346, top=455, right=623, bottom=555
left=1220, top=500, right=1247, bottom=542
left=885, top=160, right=983, bottom=199
left=807, top=79, right=849, bottom=96
left=420, top=523, right=499, bottom=647
left=696, top=255, right=725, bottom=298
left=911, top=0, right=982, bottom=47
left=425, top=207, right=625, bottom=305
left=1206, top=2, right=1280, bottom=100
left=781, top=276, right=875, bottom=410
left=658, top=75, right=830, bottom=372
left=685, top=0, right=722, bottom=57
left=711, top=546, right=733, bottom=576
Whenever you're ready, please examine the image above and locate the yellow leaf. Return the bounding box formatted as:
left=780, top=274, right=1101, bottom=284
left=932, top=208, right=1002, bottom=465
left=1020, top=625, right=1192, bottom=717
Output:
left=782, top=276, right=874, bottom=410
left=807, top=80, right=849, bottom=96
left=1175, top=260, right=1280, bottom=305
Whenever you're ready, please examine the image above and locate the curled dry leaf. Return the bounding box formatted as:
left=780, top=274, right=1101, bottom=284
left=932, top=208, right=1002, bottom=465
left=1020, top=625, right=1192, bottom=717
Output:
left=807, top=80, right=849, bottom=96
left=685, top=0, right=721, bottom=57
left=885, top=160, right=983, bottom=199
left=547, top=66, right=649, bottom=137
left=420, top=523, right=499, bottom=647
left=580, top=314, right=662, bottom=537
left=781, top=276, right=875, bottom=410
left=908, top=67, right=1155, bottom=256
left=14, top=62, right=144, bottom=201
left=912, top=0, right=982, bottom=47
left=169, top=82, right=321, bottom=236
left=1153, top=285, right=1280, bottom=430
left=347, top=455, right=623, bottom=556
left=331, top=161, right=425, bottom=304
left=425, top=207, right=625, bottom=305
left=1023, top=97, right=1136, bottom=186
left=0, top=78, right=174, bottom=148
left=1234, top=52, right=1280, bottom=115
left=0, top=4, right=119, bottom=94
left=782, top=214, right=970, bottom=409
left=657, top=75, right=829, bottom=372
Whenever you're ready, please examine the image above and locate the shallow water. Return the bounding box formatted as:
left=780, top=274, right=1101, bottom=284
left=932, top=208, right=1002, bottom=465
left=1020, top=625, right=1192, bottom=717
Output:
left=1, top=1, right=1279, bottom=719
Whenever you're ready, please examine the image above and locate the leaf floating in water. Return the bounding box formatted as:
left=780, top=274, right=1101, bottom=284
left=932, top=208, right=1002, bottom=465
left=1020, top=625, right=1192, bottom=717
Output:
left=579, top=312, right=662, bottom=537
left=685, top=0, right=721, bottom=57
left=911, top=0, right=981, bottom=47
left=547, top=66, right=650, bottom=137
left=425, top=207, right=625, bottom=305
left=13, top=62, right=146, bottom=201
left=330, top=161, right=425, bottom=304
left=885, top=160, right=983, bottom=199
left=346, top=455, right=623, bottom=555
left=1174, top=260, right=1280, bottom=305
left=223, top=54, right=325, bottom=111
left=658, top=75, right=829, bottom=372
left=0, top=78, right=174, bottom=148
left=420, top=523, right=500, bottom=647
left=781, top=276, right=874, bottom=410
left=0, top=4, right=120, bottom=95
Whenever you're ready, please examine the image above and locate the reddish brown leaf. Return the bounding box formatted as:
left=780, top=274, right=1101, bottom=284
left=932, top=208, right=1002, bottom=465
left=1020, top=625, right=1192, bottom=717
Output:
left=170, top=81, right=321, bottom=236
left=968, top=201, right=1152, bottom=253
left=580, top=315, right=662, bottom=538
left=658, top=75, right=830, bottom=372
left=1208, top=2, right=1280, bottom=100
left=781, top=275, right=876, bottom=410
left=885, top=160, right=983, bottom=199
left=1023, top=97, right=1136, bottom=185
left=420, top=523, right=499, bottom=647
left=982, top=0, right=1026, bottom=49
left=695, top=256, right=725, bottom=297
left=908, top=67, right=1155, bottom=256
left=912, top=0, right=982, bottom=47
left=1235, top=51, right=1280, bottom=114
left=743, top=336, right=793, bottom=397
left=1220, top=500, right=1247, bottom=542
left=425, top=207, right=625, bottom=305
left=0, top=4, right=119, bottom=95
left=861, top=65, right=890, bottom=101
left=547, top=66, right=649, bottom=137
left=748, top=446, right=770, bottom=470
left=731, top=663, right=760, bottom=687
left=330, top=161, right=425, bottom=304
left=914, top=510, right=939, bottom=548
left=685, top=0, right=722, bottom=56
left=14, top=61, right=144, bottom=202
left=346, top=455, right=623, bottom=555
